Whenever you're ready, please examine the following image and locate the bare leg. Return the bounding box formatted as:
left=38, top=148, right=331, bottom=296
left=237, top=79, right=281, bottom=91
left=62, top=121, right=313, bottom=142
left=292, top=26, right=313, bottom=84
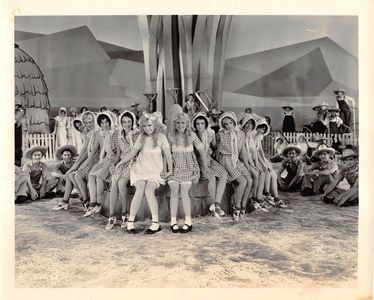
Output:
left=109, top=178, right=119, bottom=217
left=169, top=181, right=180, bottom=224
left=256, top=172, right=266, bottom=200
left=180, top=183, right=192, bottom=225
left=215, top=174, right=227, bottom=204
left=242, top=174, right=253, bottom=209
left=144, top=181, right=159, bottom=230
left=207, top=177, right=217, bottom=205
left=269, top=170, right=279, bottom=197
left=96, top=177, right=105, bottom=205
left=69, top=173, right=82, bottom=196
left=127, top=181, right=146, bottom=230
left=75, top=173, right=88, bottom=201
left=234, top=176, right=247, bottom=209
left=87, top=174, right=97, bottom=203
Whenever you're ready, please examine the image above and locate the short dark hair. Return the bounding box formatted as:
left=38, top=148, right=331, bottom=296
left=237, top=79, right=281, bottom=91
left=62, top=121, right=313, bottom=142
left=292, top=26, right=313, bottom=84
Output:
left=120, top=112, right=135, bottom=127
left=97, top=114, right=111, bottom=127
left=100, top=106, right=107, bottom=112
left=193, top=116, right=208, bottom=129
left=80, top=106, right=88, bottom=113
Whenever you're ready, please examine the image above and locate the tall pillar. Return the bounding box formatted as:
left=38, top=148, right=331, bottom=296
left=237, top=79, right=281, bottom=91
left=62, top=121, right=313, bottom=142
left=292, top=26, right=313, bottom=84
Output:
left=138, top=15, right=232, bottom=115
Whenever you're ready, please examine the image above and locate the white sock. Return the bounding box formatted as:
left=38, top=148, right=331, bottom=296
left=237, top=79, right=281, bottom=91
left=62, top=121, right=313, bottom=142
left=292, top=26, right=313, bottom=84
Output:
left=170, top=217, right=177, bottom=225
left=150, top=222, right=160, bottom=230
left=185, top=216, right=192, bottom=226
left=127, top=215, right=135, bottom=229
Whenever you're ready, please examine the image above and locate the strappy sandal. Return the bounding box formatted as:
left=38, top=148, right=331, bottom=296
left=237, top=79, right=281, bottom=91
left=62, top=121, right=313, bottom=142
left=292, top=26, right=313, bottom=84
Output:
left=170, top=224, right=179, bottom=233
left=127, top=220, right=136, bottom=234
left=180, top=224, right=192, bottom=234
left=145, top=221, right=161, bottom=234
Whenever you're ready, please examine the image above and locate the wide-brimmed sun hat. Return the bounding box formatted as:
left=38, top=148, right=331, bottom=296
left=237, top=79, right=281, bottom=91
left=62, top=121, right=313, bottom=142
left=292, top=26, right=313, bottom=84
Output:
left=312, top=145, right=335, bottom=157
left=219, top=111, right=238, bottom=129
left=282, top=145, right=302, bottom=157
left=191, top=112, right=210, bottom=131
left=55, top=145, right=77, bottom=160
left=25, top=145, right=47, bottom=159
left=282, top=103, right=293, bottom=110
left=333, top=88, right=346, bottom=95
left=312, top=101, right=329, bottom=111
left=340, top=148, right=358, bottom=160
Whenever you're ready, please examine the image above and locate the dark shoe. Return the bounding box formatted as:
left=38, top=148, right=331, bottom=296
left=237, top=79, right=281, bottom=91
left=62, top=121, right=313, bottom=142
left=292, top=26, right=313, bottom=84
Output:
left=145, top=222, right=161, bottom=234
left=170, top=224, right=179, bottom=233
left=300, top=188, right=314, bottom=196
left=180, top=224, right=192, bottom=234
left=15, top=195, right=28, bottom=204
left=127, top=221, right=136, bottom=234
left=55, top=190, right=64, bottom=197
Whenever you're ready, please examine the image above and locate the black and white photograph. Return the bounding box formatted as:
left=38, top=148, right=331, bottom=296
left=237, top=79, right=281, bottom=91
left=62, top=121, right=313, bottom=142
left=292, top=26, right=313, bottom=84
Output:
left=2, top=1, right=374, bottom=299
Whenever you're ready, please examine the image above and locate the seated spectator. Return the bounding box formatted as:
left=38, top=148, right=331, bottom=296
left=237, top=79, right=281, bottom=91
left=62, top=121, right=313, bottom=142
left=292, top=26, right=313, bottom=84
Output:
left=46, top=145, right=77, bottom=197
left=277, top=145, right=304, bottom=192
left=21, top=145, right=49, bottom=201
left=321, top=148, right=358, bottom=206
left=270, top=136, right=287, bottom=163
left=300, top=145, right=338, bottom=196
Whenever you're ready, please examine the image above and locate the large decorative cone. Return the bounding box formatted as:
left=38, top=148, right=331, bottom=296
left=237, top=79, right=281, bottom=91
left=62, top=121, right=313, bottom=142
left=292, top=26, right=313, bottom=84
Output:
left=15, top=44, right=50, bottom=133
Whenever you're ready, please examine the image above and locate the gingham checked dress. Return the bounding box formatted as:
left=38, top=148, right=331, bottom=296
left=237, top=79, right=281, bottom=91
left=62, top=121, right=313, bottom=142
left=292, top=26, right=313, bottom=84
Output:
left=89, top=129, right=119, bottom=182
left=76, top=129, right=100, bottom=180
left=196, top=129, right=227, bottom=180
left=168, top=132, right=202, bottom=184
left=216, top=129, right=249, bottom=182
left=111, top=130, right=139, bottom=181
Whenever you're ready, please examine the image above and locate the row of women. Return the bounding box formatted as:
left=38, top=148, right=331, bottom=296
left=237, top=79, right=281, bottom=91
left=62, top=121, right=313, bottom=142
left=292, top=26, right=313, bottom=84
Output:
left=44, top=105, right=291, bottom=234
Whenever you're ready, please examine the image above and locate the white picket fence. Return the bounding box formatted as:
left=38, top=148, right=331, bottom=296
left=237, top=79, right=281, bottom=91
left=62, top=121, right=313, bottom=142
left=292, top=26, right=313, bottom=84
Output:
left=263, top=132, right=358, bottom=156
left=22, top=132, right=56, bottom=161
left=22, top=131, right=358, bottom=162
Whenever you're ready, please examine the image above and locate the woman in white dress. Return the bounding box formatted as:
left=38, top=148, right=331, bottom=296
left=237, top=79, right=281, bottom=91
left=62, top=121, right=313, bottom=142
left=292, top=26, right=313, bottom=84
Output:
left=53, top=107, right=69, bottom=148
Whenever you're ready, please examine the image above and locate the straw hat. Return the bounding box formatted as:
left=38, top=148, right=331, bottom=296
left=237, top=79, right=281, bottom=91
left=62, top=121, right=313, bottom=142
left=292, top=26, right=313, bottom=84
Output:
left=130, top=101, right=140, bottom=107
left=340, top=148, right=358, bottom=160
left=25, top=145, right=47, bottom=159
left=282, top=103, right=293, bottom=110
left=312, top=145, right=335, bottom=158
left=333, top=88, right=346, bottom=95
left=282, top=145, right=301, bottom=157
left=55, top=145, right=77, bottom=160
left=312, top=102, right=329, bottom=111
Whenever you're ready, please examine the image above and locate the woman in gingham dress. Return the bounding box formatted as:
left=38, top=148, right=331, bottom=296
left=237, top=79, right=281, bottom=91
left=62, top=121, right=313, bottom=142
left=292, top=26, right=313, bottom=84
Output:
left=192, top=112, right=228, bottom=219
left=216, top=111, right=252, bottom=221
left=106, top=110, right=139, bottom=230
left=168, top=112, right=208, bottom=233
left=73, top=111, right=100, bottom=207
left=84, top=112, right=120, bottom=217
left=253, top=117, right=287, bottom=208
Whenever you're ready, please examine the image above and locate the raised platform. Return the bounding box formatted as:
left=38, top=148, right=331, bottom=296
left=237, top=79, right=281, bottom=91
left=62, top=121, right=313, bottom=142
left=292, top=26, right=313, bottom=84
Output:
left=100, top=181, right=238, bottom=222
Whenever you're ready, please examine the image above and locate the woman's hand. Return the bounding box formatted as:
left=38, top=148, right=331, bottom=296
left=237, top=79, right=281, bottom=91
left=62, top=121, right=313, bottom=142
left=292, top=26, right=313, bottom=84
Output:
left=161, top=170, right=172, bottom=180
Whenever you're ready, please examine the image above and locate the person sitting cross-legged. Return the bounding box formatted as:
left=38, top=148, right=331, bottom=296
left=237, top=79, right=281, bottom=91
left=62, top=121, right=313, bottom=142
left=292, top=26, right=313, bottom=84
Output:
left=277, top=145, right=304, bottom=192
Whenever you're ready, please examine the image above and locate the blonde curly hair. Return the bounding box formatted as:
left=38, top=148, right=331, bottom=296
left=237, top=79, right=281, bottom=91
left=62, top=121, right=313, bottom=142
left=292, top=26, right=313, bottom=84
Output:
left=168, top=112, right=195, bottom=147
left=138, top=111, right=165, bottom=148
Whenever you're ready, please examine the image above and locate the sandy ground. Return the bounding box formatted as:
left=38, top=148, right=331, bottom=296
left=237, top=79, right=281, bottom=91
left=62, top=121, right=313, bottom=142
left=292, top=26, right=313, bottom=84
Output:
left=15, top=192, right=358, bottom=288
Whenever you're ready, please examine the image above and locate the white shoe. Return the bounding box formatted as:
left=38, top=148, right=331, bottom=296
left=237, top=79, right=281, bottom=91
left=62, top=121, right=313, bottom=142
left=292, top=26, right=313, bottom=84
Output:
left=264, top=195, right=276, bottom=207
left=276, top=199, right=288, bottom=208
left=52, top=202, right=69, bottom=211
left=253, top=201, right=269, bottom=212
left=209, top=204, right=222, bottom=220
left=239, top=209, right=246, bottom=220
left=215, top=204, right=226, bottom=217
left=94, top=205, right=102, bottom=214
left=106, top=217, right=116, bottom=230
left=83, top=207, right=95, bottom=217
left=232, top=207, right=240, bottom=222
